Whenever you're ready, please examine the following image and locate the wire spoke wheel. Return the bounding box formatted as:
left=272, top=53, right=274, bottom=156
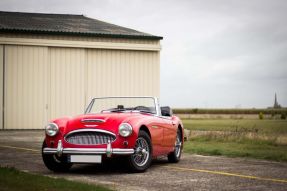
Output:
left=127, top=131, right=152, bottom=172
left=174, top=131, right=182, bottom=158
left=168, top=128, right=182, bottom=163
left=132, top=137, right=150, bottom=167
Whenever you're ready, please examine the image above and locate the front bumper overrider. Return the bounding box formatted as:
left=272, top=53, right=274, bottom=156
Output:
left=43, top=140, right=134, bottom=157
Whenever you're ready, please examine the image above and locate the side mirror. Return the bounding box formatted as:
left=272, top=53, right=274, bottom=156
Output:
left=161, top=106, right=173, bottom=117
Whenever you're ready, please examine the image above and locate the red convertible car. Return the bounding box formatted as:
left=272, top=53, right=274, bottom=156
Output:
left=42, top=97, right=184, bottom=172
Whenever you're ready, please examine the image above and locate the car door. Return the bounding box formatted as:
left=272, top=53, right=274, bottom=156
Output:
left=149, top=120, right=165, bottom=156
left=161, top=117, right=177, bottom=150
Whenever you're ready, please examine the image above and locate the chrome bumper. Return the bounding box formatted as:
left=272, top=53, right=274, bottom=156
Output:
left=43, top=140, right=134, bottom=156
left=43, top=148, right=134, bottom=155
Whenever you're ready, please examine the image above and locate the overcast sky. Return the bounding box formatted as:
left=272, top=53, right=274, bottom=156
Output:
left=1, top=0, right=286, bottom=108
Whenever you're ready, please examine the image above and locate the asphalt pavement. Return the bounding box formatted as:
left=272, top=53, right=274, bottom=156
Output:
left=0, top=130, right=287, bottom=191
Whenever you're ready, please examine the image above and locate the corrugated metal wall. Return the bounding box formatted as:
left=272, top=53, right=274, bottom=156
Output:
left=50, top=47, right=86, bottom=119
left=2, top=42, right=160, bottom=129
left=0, top=45, right=3, bottom=129
left=4, top=45, right=49, bottom=129
left=86, top=49, right=159, bottom=99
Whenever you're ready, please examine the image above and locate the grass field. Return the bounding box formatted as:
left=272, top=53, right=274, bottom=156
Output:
left=183, top=119, right=287, bottom=162
left=0, top=166, right=111, bottom=191
left=183, top=119, right=287, bottom=134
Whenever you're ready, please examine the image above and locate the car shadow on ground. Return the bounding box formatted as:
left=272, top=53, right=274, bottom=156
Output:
left=62, top=157, right=170, bottom=175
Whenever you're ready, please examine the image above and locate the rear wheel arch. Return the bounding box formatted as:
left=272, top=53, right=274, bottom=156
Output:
left=178, top=124, right=184, bottom=141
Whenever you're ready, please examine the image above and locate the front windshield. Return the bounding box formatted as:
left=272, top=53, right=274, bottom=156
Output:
left=86, top=97, right=157, bottom=114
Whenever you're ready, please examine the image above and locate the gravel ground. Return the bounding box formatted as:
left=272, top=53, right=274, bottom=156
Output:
left=0, top=130, right=287, bottom=191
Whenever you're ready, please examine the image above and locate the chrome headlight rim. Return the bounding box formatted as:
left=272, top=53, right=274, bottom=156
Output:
left=119, top=123, right=133, bottom=137
left=45, top=123, right=59, bottom=137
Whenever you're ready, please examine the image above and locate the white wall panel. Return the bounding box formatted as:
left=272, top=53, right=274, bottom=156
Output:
left=4, top=45, right=49, bottom=129
left=50, top=47, right=86, bottom=119
left=86, top=49, right=160, bottom=104
left=0, top=45, right=3, bottom=129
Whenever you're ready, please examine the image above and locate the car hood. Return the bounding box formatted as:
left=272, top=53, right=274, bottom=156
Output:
left=62, top=112, right=143, bottom=135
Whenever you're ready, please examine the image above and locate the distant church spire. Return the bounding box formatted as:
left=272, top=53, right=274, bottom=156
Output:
left=274, top=93, right=281, bottom=108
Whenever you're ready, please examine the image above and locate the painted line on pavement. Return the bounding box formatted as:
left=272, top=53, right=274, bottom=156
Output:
left=163, top=166, right=287, bottom=184
left=0, top=145, right=39, bottom=153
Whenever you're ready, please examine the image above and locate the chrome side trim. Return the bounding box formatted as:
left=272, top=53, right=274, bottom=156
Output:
left=43, top=148, right=134, bottom=155
left=151, top=125, right=158, bottom=129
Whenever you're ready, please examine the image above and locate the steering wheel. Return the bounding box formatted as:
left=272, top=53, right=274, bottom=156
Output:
left=134, top=106, right=150, bottom=111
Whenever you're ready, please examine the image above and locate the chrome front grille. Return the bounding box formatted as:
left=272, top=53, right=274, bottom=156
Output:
left=65, top=130, right=116, bottom=145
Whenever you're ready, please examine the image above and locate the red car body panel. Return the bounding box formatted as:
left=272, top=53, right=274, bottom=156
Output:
left=45, top=112, right=184, bottom=157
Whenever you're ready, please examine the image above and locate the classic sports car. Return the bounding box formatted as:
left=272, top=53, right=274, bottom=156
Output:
left=42, top=97, right=184, bottom=172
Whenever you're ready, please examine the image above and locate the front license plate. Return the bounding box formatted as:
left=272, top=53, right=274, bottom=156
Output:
left=70, top=155, right=102, bottom=163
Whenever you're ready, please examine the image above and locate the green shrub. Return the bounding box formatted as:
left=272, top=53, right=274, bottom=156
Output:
left=172, top=108, right=287, bottom=115
left=281, top=113, right=286, bottom=120
left=259, top=112, right=264, bottom=120
left=271, top=112, right=275, bottom=118
left=192, top=108, right=198, bottom=113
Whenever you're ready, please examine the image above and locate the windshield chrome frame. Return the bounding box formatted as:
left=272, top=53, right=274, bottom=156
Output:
left=84, top=96, right=160, bottom=116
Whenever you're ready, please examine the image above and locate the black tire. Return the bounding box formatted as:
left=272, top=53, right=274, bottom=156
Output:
left=168, top=129, right=182, bottom=163
left=42, top=140, right=72, bottom=172
left=127, top=131, right=152, bottom=172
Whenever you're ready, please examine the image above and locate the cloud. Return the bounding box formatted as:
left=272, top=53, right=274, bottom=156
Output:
left=0, top=0, right=286, bottom=107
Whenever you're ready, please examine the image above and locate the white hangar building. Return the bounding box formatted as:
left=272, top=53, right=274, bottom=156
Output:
left=0, top=11, right=162, bottom=129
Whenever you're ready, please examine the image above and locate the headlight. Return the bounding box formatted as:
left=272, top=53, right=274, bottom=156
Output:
left=45, top=123, right=59, bottom=136
left=119, top=123, right=133, bottom=137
